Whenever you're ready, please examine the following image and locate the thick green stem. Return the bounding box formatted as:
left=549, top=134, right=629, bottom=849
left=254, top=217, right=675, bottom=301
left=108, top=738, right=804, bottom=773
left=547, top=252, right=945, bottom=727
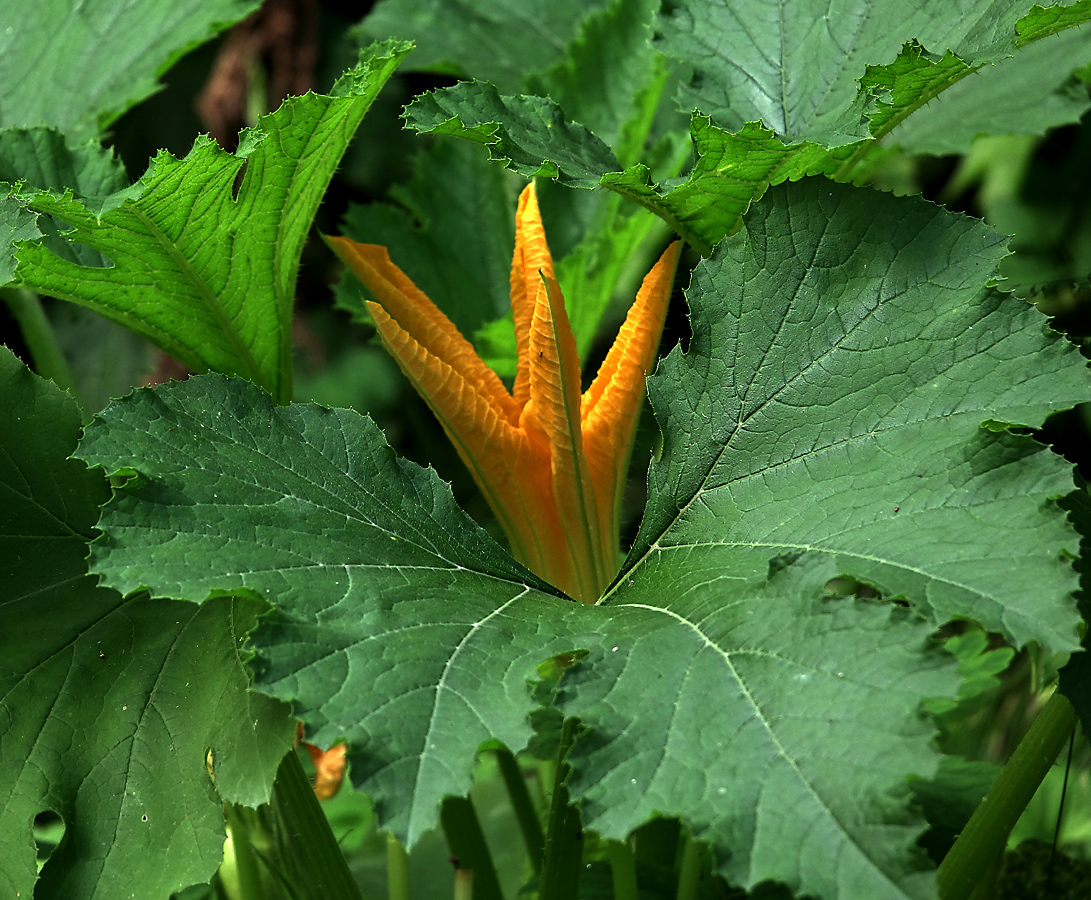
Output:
left=937, top=692, right=1078, bottom=900
left=386, top=832, right=410, bottom=900
left=440, top=796, right=504, bottom=900
left=270, top=749, right=365, bottom=900
left=494, top=747, right=545, bottom=874
left=538, top=717, right=583, bottom=900
left=1, top=287, right=85, bottom=418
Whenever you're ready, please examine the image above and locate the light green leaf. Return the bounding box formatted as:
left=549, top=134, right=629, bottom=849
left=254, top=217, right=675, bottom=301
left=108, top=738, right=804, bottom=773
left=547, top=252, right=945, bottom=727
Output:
left=0, top=347, right=293, bottom=900
left=1017, top=0, right=1091, bottom=43
left=0, top=0, right=261, bottom=139
left=627, top=178, right=1086, bottom=652
left=653, top=0, right=1070, bottom=145
left=14, top=43, right=410, bottom=404
left=890, top=24, right=1091, bottom=155
left=355, top=0, right=611, bottom=92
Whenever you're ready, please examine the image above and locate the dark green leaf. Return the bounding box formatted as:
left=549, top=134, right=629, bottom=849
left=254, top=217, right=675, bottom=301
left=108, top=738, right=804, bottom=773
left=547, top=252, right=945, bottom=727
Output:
left=0, top=347, right=293, bottom=900
left=76, top=372, right=962, bottom=900
left=404, top=81, right=621, bottom=189
left=653, top=0, right=1060, bottom=145
left=627, top=178, right=1086, bottom=651
left=75, top=373, right=571, bottom=845
left=355, top=0, right=612, bottom=92
left=565, top=553, right=957, bottom=899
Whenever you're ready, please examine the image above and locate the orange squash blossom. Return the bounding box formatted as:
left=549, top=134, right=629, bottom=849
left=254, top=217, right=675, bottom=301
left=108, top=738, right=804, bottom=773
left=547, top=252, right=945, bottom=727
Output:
left=327, top=184, right=680, bottom=604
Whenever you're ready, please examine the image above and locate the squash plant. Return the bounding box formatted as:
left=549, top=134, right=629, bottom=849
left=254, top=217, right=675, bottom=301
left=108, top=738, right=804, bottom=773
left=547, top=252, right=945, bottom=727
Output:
left=2, top=2, right=1091, bottom=899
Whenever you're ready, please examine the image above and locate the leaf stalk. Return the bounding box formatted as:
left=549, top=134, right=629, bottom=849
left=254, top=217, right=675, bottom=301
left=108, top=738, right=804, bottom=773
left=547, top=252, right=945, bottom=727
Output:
left=937, top=691, right=1078, bottom=900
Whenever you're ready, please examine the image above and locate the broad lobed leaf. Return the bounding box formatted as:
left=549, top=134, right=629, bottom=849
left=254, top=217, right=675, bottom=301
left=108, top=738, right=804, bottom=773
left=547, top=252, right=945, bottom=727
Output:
left=566, top=553, right=956, bottom=900
left=76, top=370, right=962, bottom=900
left=76, top=372, right=570, bottom=844
left=628, top=178, right=1086, bottom=652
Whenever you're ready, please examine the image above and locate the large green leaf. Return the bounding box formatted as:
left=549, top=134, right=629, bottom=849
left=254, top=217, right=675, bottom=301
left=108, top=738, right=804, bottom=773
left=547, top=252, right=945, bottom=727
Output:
left=0, top=0, right=261, bottom=139
left=355, top=0, right=612, bottom=92
left=13, top=42, right=410, bottom=404
left=653, top=0, right=1087, bottom=145
left=75, top=373, right=960, bottom=900
left=75, top=372, right=565, bottom=845
left=0, top=346, right=294, bottom=900
left=627, top=178, right=1086, bottom=652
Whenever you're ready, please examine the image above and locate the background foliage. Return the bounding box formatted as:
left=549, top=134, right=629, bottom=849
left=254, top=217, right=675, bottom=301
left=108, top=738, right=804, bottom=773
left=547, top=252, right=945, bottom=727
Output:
left=3, top=2, right=1091, bottom=900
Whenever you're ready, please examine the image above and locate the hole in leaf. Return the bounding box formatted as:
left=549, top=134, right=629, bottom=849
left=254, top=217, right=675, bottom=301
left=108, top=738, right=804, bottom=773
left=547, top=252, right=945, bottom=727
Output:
left=231, top=160, right=248, bottom=202
left=33, top=810, right=65, bottom=868
left=824, top=575, right=881, bottom=601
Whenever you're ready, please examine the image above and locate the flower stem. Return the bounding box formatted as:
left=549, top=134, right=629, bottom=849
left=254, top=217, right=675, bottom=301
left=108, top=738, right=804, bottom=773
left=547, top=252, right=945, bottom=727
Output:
left=608, top=839, right=638, bottom=900
left=538, top=717, right=583, bottom=900
left=269, top=748, right=365, bottom=900
left=937, top=691, right=1078, bottom=899
left=440, top=795, right=504, bottom=900
left=494, top=747, right=545, bottom=873
left=675, top=832, right=702, bottom=900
